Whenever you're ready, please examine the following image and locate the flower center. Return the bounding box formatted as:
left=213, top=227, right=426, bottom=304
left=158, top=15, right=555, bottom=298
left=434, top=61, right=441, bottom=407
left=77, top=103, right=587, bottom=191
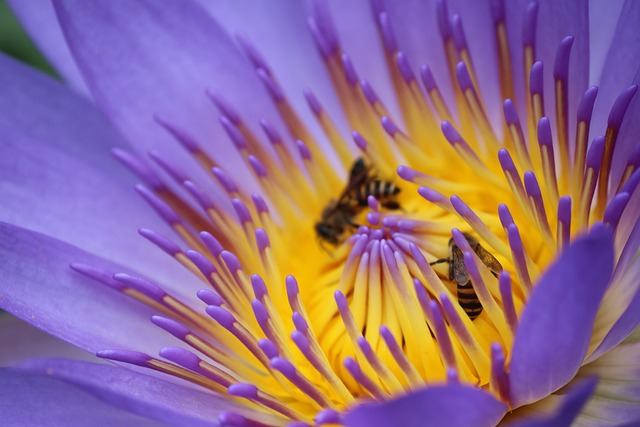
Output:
left=75, top=1, right=638, bottom=425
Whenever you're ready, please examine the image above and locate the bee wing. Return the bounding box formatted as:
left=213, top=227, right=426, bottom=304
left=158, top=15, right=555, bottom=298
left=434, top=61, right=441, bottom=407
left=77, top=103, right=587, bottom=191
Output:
left=450, top=244, right=471, bottom=286
left=474, top=244, right=503, bottom=276
left=336, top=158, right=374, bottom=206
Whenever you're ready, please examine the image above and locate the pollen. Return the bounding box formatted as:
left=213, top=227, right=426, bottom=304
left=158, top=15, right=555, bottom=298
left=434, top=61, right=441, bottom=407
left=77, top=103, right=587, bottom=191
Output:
left=74, top=1, right=639, bottom=425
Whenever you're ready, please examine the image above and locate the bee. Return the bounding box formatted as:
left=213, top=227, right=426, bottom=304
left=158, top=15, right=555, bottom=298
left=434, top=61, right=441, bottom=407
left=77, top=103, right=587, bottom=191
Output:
left=430, top=233, right=503, bottom=320
left=315, top=158, right=400, bottom=245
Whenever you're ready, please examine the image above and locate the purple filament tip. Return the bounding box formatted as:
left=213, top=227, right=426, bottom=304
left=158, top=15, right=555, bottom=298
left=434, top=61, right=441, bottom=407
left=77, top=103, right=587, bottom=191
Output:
left=436, top=0, right=452, bottom=39
left=451, top=14, right=468, bottom=50
left=529, top=62, right=544, bottom=95
left=291, top=330, right=310, bottom=352
left=286, top=276, right=300, bottom=306
left=491, top=0, right=505, bottom=23
left=292, top=311, right=308, bottom=332
left=334, top=290, right=349, bottom=313
left=252, top=299, right=270, bottom=325
left=96, top=350, right=150, bottom=366
left=258, top=338, right=279, bottom=359
left=236, top=33, right=270, bottom=73
left=441, top=120, right=463, bottom=144
left=352, top=131, right=368, bottom=151
left=397, top=165, right=422, bottom=182
left=604, top=193, right=630, bottom=227
left=303, top=88, right=323, bottom=115
left=498, top=204, right=515, bottom=228
left=537, top=117, right=553, bottom=148
left=221, top=251, right=242, bottom=273
left=557, top=196, right=572, bottom=228
left=207, top=92, right=240, bottom=125
left=315, top=409, right=342, bottom=424
left=608, top=85, right=638, bottom=129
left=361, top=80, right=379, bottom=104
left=498, top=148, right=518, bottom=175
left=269, top=357, right=295, bottom=377
left=553, top=36, right=574, bottom=80
left=341, top=54, right=358, bottom=86
left=455, top=61, right=474, bottom=91
left=111, top=148, right=162, bottom=190
left=378, top=11, right=397, bottom=53
left=255, top=228, right=271, bottom=252
left=149, top=150, right=188, bottom=183
left=586, top=136, right=605, bottom=169
left=206, top=305, right=236, bottom=329
left=159, top=347, right=200, bottom=371
left=251, top=274, right=268, bottom=298
left=69, top=263, right=122, bottom=290
left=420, top=64, right=437, bottom=91
left=396, top=51, right=415, bottom=83
left=154, top=115, right=199, bottom=153
left=503, top=99, right=521, bottom=126
left=367, top=212, right=381, bottom=226
left=296, top=140, right=312, bottom=161
left=200, top=231, right=224, bottom=257
left=523, top=171, right=542, bottom=198
left=183, top=180, right=214, bottom=211
left=523, top=1, right=539, bottom=46
left=577, top=86, right=599, bottom=122
left=135, top=184, right=180, bottom=224
left=227, top=383, right=258, bottom=399
left=251, top=193, right=269, bottom=214
left=197, top=289, right=224, bottom=306
left=186, top=248, right=218, bottom=278
left=257, top=68, right=284, bottom=102
left=113, top=273, right=166, bottom=302
left=220, top=116, right=247, bottom=150
left=212, top=167, right=239, bottom=194
left=260, top=119, right=282, bottom=145
left=232, top=199, right=252, bottom=224
left=151, top=315, right=190, bottom=340
left=248, top=155, right=268, bottom=177
left=381, top=116, right=401, bottom=136
left=307, top=16, right=333, bottom=59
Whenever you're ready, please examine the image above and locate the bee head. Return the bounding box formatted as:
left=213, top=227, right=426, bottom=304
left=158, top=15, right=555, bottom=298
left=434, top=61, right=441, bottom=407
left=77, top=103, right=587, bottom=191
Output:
left=314, top=222, right=340, bottom=245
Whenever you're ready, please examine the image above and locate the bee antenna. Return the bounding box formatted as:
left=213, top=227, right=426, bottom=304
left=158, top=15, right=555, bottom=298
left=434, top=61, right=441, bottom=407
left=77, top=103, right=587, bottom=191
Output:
left=429, top=258, right=449, bottom=265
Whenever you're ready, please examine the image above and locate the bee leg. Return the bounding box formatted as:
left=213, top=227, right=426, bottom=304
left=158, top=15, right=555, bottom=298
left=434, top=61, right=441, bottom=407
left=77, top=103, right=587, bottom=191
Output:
left=381, top=201, right=400, bottom=210
left=429, top=258, right=449, bottom=266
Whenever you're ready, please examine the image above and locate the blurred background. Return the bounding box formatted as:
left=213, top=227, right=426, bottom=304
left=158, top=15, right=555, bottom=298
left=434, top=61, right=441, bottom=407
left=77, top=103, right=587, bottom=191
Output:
left=0, top=0, right=56, bottom=75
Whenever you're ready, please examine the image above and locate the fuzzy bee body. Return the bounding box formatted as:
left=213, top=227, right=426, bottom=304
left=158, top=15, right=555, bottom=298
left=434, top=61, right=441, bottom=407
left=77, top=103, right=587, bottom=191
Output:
left=315, top=158, right=401, bottom=245
left=431, top=234, right=503, bottom=320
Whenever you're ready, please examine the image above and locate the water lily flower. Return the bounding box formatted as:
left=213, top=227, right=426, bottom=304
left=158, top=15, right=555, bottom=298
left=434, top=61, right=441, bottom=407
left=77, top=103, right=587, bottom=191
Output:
left=1, top=0, right=640, bottom=426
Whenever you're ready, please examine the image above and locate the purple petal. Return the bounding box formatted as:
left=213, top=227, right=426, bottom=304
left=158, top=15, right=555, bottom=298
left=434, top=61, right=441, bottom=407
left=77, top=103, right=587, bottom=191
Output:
left=0, top=368, right=168, bottom=427
left=0, top=222, right=186, bottom=356
left=0, top=54, right=196, bottom=293
left=343, top=384, right=506, bottom=427
left=0, top=314, right=98, bottom=366
left=53, top=0, right=286, bottom=183
left=509, top=226, right=614, bottom=408
left=15, top=358, right=275, bottom=427
left=6, top=0, right=90, bottom=96
left=505, top=377, right=597, bottom=427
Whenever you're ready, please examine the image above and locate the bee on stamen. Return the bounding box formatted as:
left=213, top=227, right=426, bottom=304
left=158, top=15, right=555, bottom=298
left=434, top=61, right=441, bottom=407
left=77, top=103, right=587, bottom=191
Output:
left=430, top=233, right=503, bottom=320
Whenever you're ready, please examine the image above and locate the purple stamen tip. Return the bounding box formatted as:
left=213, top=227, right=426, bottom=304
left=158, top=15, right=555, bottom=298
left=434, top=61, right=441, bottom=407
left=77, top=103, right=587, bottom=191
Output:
left=251, top=274, right=268, bottom=298
left=537, top=117, right=553, bottom=147
left=111, top=148, right=162, bottom=190
left=334, top=290, right=348, bottom=311
left=149, top=150, right=188, bottom=182
left=255, top=228, right=271, bottom=252
left=232, top=199, right=252, bottom=225
left=397, top=165, right=421, bottom=182
left=138, top=228, right=180, bottom=255
left=218, top=411, right=249, bottom=426
left=418, top=186, right=443, bottom=203
left=252, top=299, right=270, bottom=324
left=153, top=115, right=199, bottom=153
left=491, top=0, right=505, bottom=22
left=436, top=0, right=452, bottom=39
left=586, top=136, right=605, bottom=169
left=270, top=357, right=295, bottom=377
left=183, top=180, right=214, bottom=211
left=207, top=92, right=240, bottom=125
left=286, top=275, right=300, bottom=304
left=352, top=131, right=368, bottom=151
left=604, top=192, right=630, bottom=227
left=197, top=289, right=224, bottom=306
left=361, top=80, right=379, bottom=104
left=221, top=251, right=242, bottom=273
left=212, top=167, right=239, bottom=194
left=608, top=85, right=638, bottom=129
left=396, top=51, right=415, bottom=83
left=69, top=263, right=122, bottom=290
left=135, top=184, right=180, bottom=224
left=260, top=119, right=282, bottom=145
left=113, top=273, right=166, bottom=302
left=367, top=212, right=381, bottom=226
left=420, top=64, right=437, bottom=91
left=315, top=409, right=342, bottom=424
left=455, top=61, right=473, bottom=90
left=185, top=249, right=217, bottom=278
left=553, top=36, right=574, bottom=80
left=291, top=330, right=310, bottom=352
left=498, top=148, right=517, bottom=173
left=248, top=155, right=268, bottom=177
left=368, top=194, right=380, bottom=210
left=200, top=231, right=224, bottom=257
left=227, top=383, right=258, bottom=399
left=381, top=116, right=401, bottom=136
left=530, top=62, right=544, bottom=95
left=206, top=305, right=236, bottom=329
left=451, top=15, right=467, bottom=50
left=378, top=11, right=397, bottom=53
left=303, top=88, right=323, bottom=115
left=307, top=17, right=333, bottom=59
left=256, top=68, right=284, bottom=102
left=558, top=196, right=572, bottom=225
left=577, top=86, right=599, bottom=122
left=523, top=1, right=539, bottom=46
left=341, top=54, right=359, bottom=86
left=220, top=116, right=247, bottom=150
left=236, top=33, right=270, bottom=73
left=621, top=169, right=640, bottom=195
left=523, top=171, right=542, bottom=197
left=627, top=143, right=640, bottom=167
left=503, top=99, right=521, bottom=126
left=151, top=315, right=190, bottom=340
left=258, top=338, right=279, bottom=359
left=451, top=228, right=472, bottom=253
left=441, top=120, right=463, bottom=144
left=252, top=193, right=269, bottom=214
left=296, top=140, right=312, bottom=161
left=498, top=204, right=515, bottom=228
left=292, top=311, right=308, bottom=332
left=343, top=357, right=361, bottom=374
left=96, top=350, right=150, bottom=366
left=159, top=347, right=200, bottom=370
